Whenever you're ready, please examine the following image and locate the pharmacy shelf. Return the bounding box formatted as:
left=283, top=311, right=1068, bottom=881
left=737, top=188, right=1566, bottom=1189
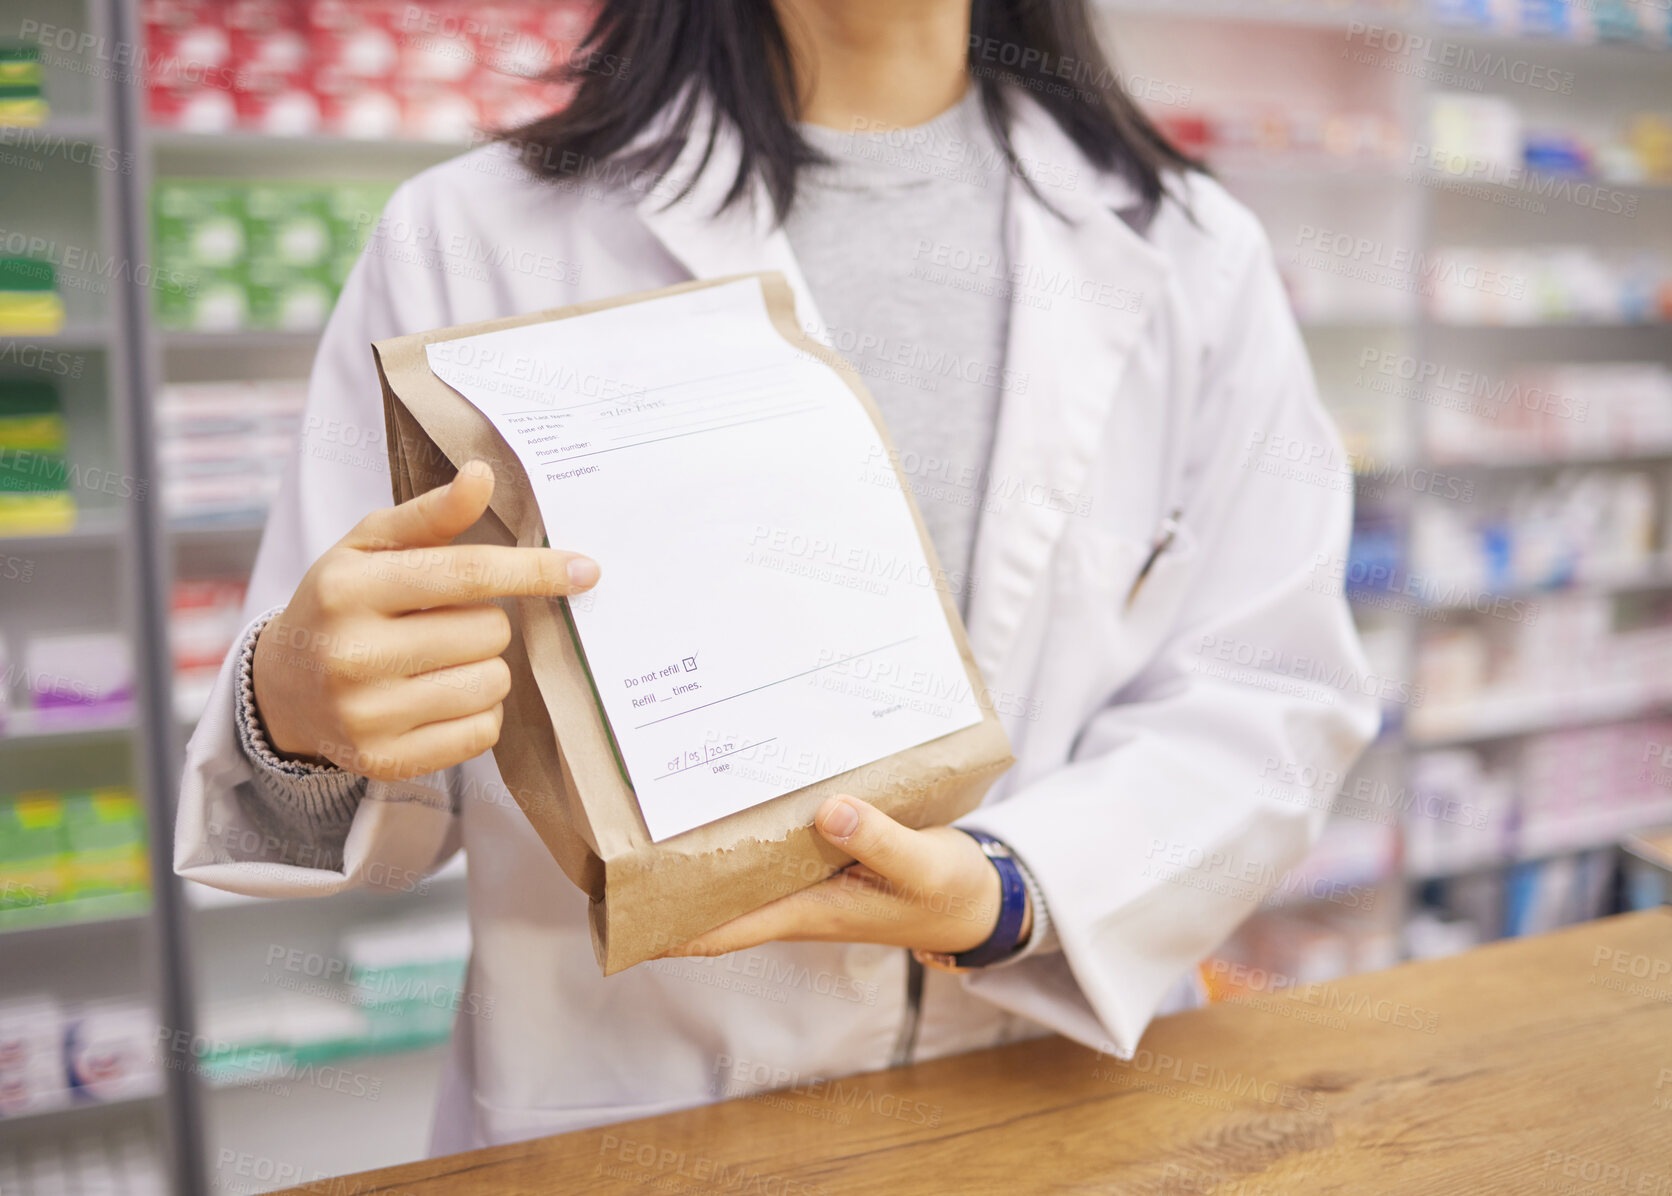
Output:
left=0, top=897, right=151, bottom=942
left=203, top=1033, right=450, bottom=1091
left=129, top=32, right=489, bottom=1193
left=1096, top=0, right=1671, bottom=1005
left=146, top=129, right=468, bottom=187
left=1424, top=171, right=1672, bottom=197
left=0, top=323, right=113, bottom=351
left=25, top=114, right=110, bottom=144
left=1432, top=446, right=1672, bottom=471
left=1409, top=825, right=1671, bottom=882
left=0, top=508, right=125, bottom=551
left=0, top=1090, right=163, bottom=1131
left=1408, top=690, right=1672, bottom=749
left=160, top=330, right=324, bottom=351
left=1426, top=318, right=1672, bottom=330
left=1210, top=161, right=1672, bottom=203
left=1099, top=0, right=1418, bottom=32
left=1213, top=160, right=1411, bottom=184
left=0, top=705, right=136, bottom=746
left=1101, top=0, right=1672, bottom=52
left=169, top=515, right=270, bottom=542
left=1410, top=558, right=1672, bottom=610
left=1299, top=314, right=1417, bottom=331
left=1436, top=23, right=1672, bottom=55
left=148, top=129, right=468, bottom=157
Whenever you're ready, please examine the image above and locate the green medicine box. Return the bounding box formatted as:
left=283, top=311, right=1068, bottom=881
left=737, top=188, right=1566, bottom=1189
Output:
left=153, top=180, right=250, bottom=331
left=245, top=183, right=334, bottom=270
left=153, top=178, right=400, bottom=330
left=0, top=378, right=69, bottom=495
left=60, top=789, right=150, bottom=902
left=0, top=793, right=68, bottom=915
left=0, top=43, right=44, bottom=124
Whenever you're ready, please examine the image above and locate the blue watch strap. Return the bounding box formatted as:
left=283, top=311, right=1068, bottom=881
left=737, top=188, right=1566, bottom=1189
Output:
left=951, top=830, right=1029, bottom=969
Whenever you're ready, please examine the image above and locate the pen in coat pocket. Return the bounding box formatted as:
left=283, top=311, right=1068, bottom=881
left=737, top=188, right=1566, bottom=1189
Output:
left=1125, top=508, right=1182, bottom=610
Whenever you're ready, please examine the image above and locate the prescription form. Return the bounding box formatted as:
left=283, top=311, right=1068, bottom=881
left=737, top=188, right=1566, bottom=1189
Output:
left=426, top=278, right=983, bottom=841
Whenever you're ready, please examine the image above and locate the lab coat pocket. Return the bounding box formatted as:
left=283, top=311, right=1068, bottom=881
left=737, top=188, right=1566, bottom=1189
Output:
left=1120, top=519, right=1200, bottom=637
left=1051, top=520, right=1201, bottom=694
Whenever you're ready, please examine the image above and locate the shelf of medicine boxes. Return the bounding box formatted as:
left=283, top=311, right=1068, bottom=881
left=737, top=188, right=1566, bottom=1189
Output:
left=0, top=901, right=168, bottom=1120
left=2, top=0, right=148, bottom=702
left=132, top=112, right=473, bottom=1196
left=1351, top=562, right=1672, bottom=747
left=2, top=91, right=131, bottom=562
left=142, top=122, right=464, bottom=337
left=144, top=130, right=464, bottom=538
left=1400, top=53, right=1658, bottom=888
left=1094, top=4, right=1669, bottom=952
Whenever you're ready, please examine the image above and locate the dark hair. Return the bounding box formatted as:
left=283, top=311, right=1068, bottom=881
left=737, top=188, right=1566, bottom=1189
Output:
left=505, top=0, right=1199, bottom=226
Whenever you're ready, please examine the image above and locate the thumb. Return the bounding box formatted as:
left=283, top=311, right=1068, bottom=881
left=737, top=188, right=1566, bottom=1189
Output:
left=815, top=796, right=938, bottom=882
left=349, top=459, right=496, bottom=551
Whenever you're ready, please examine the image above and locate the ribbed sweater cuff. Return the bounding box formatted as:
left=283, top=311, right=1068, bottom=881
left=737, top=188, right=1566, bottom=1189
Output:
left=233, top=606, right=366, bottom=827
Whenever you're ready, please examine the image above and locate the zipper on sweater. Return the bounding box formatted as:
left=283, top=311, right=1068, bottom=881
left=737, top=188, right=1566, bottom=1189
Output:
left=888, top=952, right=925, bottom=1067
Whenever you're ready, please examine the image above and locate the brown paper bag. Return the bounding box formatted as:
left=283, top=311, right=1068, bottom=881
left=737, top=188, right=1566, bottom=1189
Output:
left=374, top=272, right=1014, bottom=974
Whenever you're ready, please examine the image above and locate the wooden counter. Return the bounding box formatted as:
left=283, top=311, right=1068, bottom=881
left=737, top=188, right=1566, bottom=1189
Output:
left=281, top=909, right=1672, bottom=1195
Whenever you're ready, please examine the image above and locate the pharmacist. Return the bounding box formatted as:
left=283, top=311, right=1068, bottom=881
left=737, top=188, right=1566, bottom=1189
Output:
left=174, top=0, right=1379, bottom=1155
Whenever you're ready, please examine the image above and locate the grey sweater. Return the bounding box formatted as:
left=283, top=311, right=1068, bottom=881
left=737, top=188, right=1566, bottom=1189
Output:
left=787, top=87, right=1010, bottom=608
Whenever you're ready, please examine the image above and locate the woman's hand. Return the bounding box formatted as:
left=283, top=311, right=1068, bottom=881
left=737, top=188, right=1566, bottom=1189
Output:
left=660, top=796, right=1030, bottom=967
left=251, top=459, right=600, bottom=781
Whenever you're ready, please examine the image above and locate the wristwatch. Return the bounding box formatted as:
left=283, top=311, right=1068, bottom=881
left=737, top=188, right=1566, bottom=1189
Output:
left=947, top=830, right=1030, bottom=970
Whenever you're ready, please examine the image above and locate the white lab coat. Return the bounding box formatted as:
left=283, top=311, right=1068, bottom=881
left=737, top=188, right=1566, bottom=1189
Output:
left=174, top=94, right=1379, bottom=1153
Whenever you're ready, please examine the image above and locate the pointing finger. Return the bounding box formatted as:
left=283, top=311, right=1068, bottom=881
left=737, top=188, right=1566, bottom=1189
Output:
left=358, top=544, right=600, bottom=611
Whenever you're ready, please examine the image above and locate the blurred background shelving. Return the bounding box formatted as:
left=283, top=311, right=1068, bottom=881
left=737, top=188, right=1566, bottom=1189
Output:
left=134, top=0, right=530, bottom=1188
left=1, top=0, right=1669, bottom=1192
left=1, top=0, right=188, bottom=1191
left=1098, top=0, right=1672, bottom=993
left=1, top=0, right=511, bottom=1190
